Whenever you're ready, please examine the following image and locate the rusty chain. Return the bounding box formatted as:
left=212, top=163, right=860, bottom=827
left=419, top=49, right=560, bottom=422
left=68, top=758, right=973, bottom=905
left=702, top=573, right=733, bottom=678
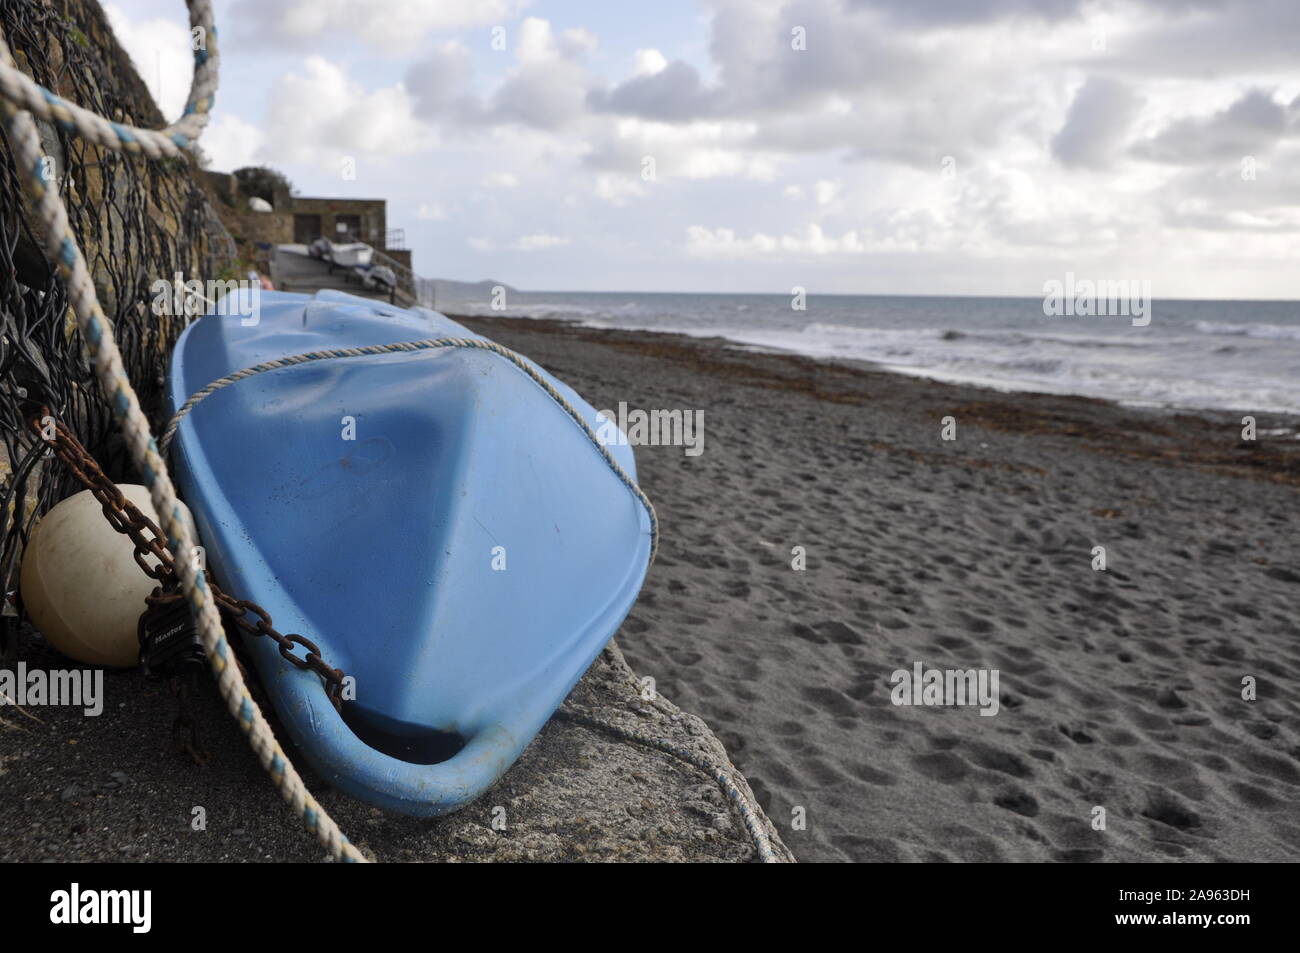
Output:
left=27, top=411, right=348, bottom=712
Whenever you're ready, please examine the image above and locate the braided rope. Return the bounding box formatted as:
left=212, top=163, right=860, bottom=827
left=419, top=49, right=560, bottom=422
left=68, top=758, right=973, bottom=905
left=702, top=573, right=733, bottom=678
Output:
left=159, top=323, right=788, bottom=862
left=160, top=336, right=659, bottom=561
left=159, top=334, right=791, bottom=863
left=0, top=0, right=365, bottom=863
left=556, top=707, right=778, bottom=863
left=0, top=4, right=215, bottom=157
left=2, top=1, right=772, bottom=865
left=166, top=335, right=780, bottom=861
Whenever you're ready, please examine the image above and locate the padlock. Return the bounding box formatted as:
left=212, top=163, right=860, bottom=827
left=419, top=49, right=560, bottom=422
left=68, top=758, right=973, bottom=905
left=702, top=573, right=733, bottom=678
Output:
left=138, top=595, right=205, bottom=677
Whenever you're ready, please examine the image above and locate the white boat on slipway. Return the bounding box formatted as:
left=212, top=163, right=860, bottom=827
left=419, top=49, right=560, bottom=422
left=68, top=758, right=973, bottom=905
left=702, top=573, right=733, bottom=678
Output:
left=329, top=242, right=374, bottom=267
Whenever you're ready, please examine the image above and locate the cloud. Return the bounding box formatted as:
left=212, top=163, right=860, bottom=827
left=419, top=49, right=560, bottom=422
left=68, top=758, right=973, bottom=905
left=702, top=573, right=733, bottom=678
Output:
left=585, top=118, right=777, bottom=181
left=570, top=0, right=1041, bottom=171
left=229, top=0, right=528, bottom=52
left=469, top=234, right=573, bottom=251
left=1134, top=89, right=1296, bottom=164
left=846, top=0, right=1088, bottom=27
left=705, top=0, right=928, bottom=115
left=405, top=41, right=476, bottom=120
left=103, top=3, right=194, bottom=121
left=485, top=19, right=596, bottom=129
left=1142, top=143, right=1300, bottom=233
left=813, top=179, right=840, bottom=206
left=588, top=61, right=719, bottom=121
left=514, top=234, right=571, bottom=250
left=406, top=18, right=597, bottom=130
left=594, top=173, right=648, bottom=205
left=1098, top=0, right=1300, bottom=78
left=199, top=113, right=266, bottom=171
left=1051, top=76, right=1142, bottom=168
left=144, top=0, right=1300, bottom=295
left=686, top=223, right=880, bottom=257
left=633, top=49, right=669, bottom=77
left=489, top=67, right=588, bottom=128
left=263, top=56, right=431, bottom=165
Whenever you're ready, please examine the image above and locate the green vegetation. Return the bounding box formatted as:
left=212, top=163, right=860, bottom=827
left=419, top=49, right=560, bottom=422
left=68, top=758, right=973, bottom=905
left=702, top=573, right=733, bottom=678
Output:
left=233, top=165, right=293, bottom=206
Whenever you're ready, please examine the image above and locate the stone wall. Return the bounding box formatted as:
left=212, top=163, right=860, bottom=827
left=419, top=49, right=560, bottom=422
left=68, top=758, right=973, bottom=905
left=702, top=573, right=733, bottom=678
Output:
left=384, top=248, right=413, bottom=272
left=0, top=0, right=790, bottom=863
left=287, top=196, right=388, bottom=246
left=0, top=0, right=237, bottom=585
left=203, top=172, right=401, bottom=258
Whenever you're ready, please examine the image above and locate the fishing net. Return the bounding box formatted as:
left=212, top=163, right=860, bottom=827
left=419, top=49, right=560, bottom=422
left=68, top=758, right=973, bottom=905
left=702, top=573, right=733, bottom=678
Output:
left=0, top=0, right=235, bottom=595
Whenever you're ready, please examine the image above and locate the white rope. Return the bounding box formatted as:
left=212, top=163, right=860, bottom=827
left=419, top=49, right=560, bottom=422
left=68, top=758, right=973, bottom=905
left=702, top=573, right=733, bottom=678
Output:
left=0, top=0, right=366, bottom=863
left=163, top=344, right=786, bottom=861
left=556, top=706, right=779, bottom=862
left=1, top=3, right=779, bottom=865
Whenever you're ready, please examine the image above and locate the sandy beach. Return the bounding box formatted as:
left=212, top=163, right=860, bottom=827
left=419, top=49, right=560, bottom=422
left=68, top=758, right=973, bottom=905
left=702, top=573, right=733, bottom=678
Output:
left=6, top=0, right=1300, bottom=889
left=2, top=315, right=1297, bottom=863
left=453, top=315, right=1300, bottom=863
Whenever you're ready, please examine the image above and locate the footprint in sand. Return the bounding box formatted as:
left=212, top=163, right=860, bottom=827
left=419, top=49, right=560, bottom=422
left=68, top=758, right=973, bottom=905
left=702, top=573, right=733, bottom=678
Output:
left=813, top=620, right=863, bottom=644
left=911, top=751, right=969, bottom=783
left=1141, top=792, right=1202, bottom=832
left=993, top=787, right=1041, bottom=817
left=967, top=744, right=1034, bottom=779
left=849, top=762, right=897, bottom=786
left=1230, top=782, right=1283, bottom=810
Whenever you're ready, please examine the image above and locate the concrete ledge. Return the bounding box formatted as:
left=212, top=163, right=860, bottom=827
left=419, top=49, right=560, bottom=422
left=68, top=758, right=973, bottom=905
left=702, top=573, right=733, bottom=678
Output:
left=0, top=628, right=793, bottom=862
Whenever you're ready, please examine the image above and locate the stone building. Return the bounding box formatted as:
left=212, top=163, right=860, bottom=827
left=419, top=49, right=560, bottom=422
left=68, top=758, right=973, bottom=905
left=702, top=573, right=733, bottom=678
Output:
left=203, top=171, right=413, bottom=272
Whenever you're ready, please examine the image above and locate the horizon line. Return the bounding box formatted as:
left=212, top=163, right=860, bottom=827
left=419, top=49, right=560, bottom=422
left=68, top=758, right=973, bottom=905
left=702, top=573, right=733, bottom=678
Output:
left=433, top=286, right=1300, bottom=304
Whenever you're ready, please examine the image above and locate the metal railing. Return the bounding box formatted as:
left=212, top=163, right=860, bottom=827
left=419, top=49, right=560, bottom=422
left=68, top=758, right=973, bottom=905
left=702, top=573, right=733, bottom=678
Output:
left=333, top=231, right=432, bottom=309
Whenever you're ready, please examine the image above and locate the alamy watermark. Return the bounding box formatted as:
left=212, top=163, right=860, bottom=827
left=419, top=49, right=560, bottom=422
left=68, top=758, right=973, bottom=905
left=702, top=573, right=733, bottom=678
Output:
left=1, top=662, right=103, bottom=716
left=595, top=402, right=704, bottom=457
left=890, top=662, right=1000, bottom=716
left=1042, top=272, right=1151, bottom=327
left=50, top=883, right=150, bottom=933
left=150, top=273, right=261, bottom=326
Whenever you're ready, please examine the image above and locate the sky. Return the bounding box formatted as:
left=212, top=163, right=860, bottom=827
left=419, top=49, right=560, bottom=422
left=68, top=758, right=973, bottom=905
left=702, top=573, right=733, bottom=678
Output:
left=104, top=0, right=1300, bottom=298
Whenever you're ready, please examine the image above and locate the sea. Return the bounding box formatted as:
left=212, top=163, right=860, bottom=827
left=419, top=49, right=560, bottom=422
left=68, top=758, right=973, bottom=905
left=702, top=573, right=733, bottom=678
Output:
left=433, top=290, right=1300, bottom=416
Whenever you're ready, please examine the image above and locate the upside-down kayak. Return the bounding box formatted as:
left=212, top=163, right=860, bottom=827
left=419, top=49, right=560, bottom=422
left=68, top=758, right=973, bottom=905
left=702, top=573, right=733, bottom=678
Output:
left=166, top=289, right=653, bottom=816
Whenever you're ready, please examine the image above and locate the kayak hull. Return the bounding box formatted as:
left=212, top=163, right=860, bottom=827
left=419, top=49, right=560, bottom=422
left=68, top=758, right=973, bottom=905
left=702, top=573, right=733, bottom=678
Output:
left=167, top=289, right=652, bottom=815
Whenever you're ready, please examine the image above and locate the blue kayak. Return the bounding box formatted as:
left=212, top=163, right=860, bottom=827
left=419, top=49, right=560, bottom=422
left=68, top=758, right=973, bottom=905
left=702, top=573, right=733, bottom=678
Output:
left=166, top=289, right=653, bottom=815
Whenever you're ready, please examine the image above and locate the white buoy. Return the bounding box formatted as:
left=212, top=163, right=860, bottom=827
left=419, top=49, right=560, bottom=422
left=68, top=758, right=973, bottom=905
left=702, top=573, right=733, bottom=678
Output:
left=20, top=485, right=194, bottom=668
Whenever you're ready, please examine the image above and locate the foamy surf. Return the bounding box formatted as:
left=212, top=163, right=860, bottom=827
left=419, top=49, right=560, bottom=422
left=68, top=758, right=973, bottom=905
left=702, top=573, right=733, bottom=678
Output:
left=436, top=291, right=1300, bottom=416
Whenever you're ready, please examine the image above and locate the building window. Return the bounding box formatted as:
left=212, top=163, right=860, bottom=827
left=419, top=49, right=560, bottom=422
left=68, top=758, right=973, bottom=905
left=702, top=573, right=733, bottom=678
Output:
left=336, top=214, right=362, bottom=239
